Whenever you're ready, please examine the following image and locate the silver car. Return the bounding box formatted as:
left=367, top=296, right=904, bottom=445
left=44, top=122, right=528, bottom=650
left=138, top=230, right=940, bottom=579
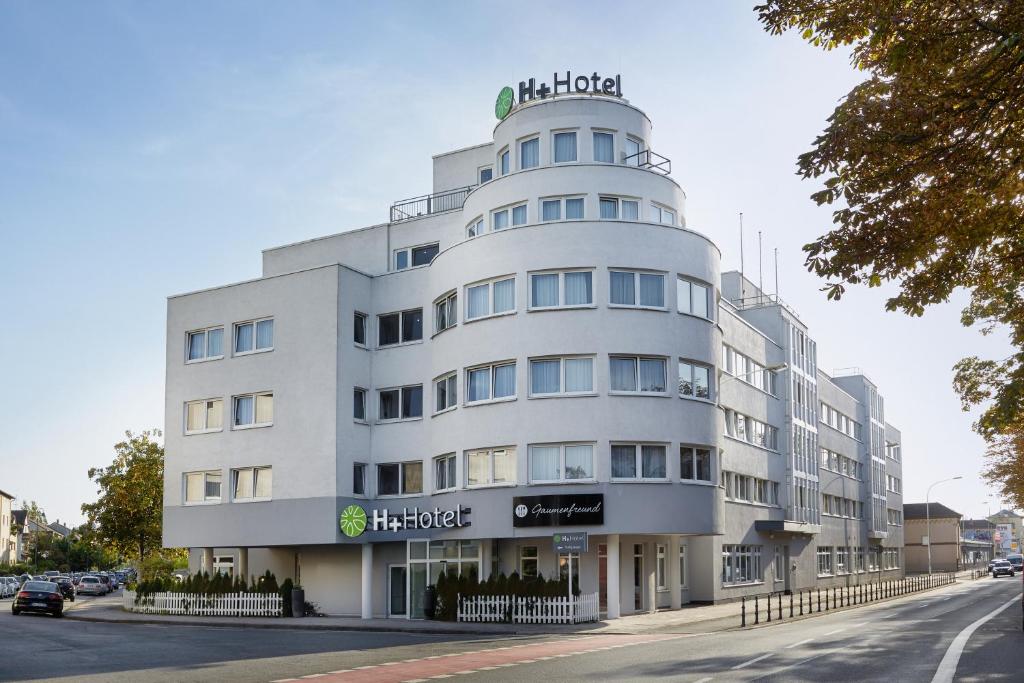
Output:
left=0, top=577, right=16, bottom=598
left=76, top=576, right=105, bottom=596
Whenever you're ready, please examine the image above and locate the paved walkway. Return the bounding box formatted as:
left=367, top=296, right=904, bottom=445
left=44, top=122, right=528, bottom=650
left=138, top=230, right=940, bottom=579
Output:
left=65, top=572, right=976, bottom=636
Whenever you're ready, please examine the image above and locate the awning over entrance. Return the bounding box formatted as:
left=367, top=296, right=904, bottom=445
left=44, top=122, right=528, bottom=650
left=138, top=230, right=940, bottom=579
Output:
left=754, top=520, right=821, bottom=536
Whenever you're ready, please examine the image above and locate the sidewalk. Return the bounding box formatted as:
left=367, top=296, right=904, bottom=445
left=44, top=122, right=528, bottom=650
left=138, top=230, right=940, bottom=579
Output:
left=65, top=574, right=978, bottom=637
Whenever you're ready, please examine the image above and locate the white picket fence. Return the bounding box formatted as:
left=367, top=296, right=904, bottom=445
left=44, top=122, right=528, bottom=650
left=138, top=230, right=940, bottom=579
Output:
left=458, top=592, right=599, bottom=624
left=123, top=590, right=282, bottom=617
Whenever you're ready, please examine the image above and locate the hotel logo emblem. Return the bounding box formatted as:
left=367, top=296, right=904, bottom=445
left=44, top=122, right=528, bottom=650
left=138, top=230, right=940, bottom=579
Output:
left=495, top=86, right=514, bottom=120
left=339, top=504, right=368, bottom=538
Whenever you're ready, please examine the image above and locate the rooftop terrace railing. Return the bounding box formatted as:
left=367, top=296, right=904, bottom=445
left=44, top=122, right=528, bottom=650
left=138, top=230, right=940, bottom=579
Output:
left=624, top=148, right=671, bottom=175
left=390, top=185, right=474, bottom=223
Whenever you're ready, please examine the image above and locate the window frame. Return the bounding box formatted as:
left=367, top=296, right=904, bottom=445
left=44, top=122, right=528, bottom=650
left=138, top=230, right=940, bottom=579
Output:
left=433, top=372, right=458, bottom=415
left=528, top=355, right=596, bottom=397
left=478, top=166, right=493, bottom=184
left=377, top=308, right=423, bottom=348
left=676, top=276, right=712, bottom=319
left=393, top=242, right=439, bottom=271
left=609, top=355, right=668, bottom=395
left=184, top=398, right=223, bottom=435
left=610, top=442, right=669, bottom=482
left=231, top=391, right=273, bottom=430
left=592, top=130, right=615, bottom=163
left=353, top=387, right=367, bottom=422
left=231, top=466, right=272, bottom=503
left=464, top=361, right=517, bottom=405
left=721, top=544, right=763, bottom=586
left=598, top=195, right=640, bottom=221
left=467, top=216, right=485, bottom=238
left=518, top=136, right=540, bottom=170
left=520, top=546, right=539, bottom=580
left=434, top=453, right=458, bottom=493
left=353, top=463, right=367, bottom=497
left=538, top=195, right=585, bottom=222
left=376, top=461, right=424, bottom=497
left=465, top=276, right=516, bottom=322
left=499, top=147, right=510, bottom=176
left=656, top=544, right=667, bottom=590
left=185, top=325, right=225, bottom=364
left=650, top=203, right=676, bottom=226
left=433, top=291, right=458, bottom=335
left=353, top=312, right=367, bottom=347
left=183, top=470, right=222, bottom=505
left=552, top=129, right=578, bottom=164
left=377, top=384, right=424, bottom=423
left=527, top=269, right=595, bottom=310
left=679, top=445, right=713, bottom=483
left=678, top=359, right=714, bottom=401
left=464, top=446, right=517, bottom=488
left=609, top=269, right=667, bottom=309
left=527, top=442, right=595, bottom=484
left=232, top=317, right=274, bottom=356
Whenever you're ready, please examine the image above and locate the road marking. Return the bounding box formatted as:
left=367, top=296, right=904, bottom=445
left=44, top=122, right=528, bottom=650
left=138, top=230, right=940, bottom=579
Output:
left=823, top=628, right=846, bottom=636
left=930, top=593, right=1022, bottom=683
left=732, top=653, right=773, bottom=669
left=694, top=678, right=714, bottom=683
left=785, top=638, right=814, bottom=649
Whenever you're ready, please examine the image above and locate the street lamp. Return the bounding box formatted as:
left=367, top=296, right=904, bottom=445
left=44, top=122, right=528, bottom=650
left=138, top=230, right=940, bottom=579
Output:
left=927, top=476, right=963, bottom=575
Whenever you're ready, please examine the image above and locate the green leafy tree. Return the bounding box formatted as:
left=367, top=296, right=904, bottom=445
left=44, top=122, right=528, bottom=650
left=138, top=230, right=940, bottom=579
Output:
left=82, top=430, right=165, bottom=562
left=755, top=1, right=1024, bottom=498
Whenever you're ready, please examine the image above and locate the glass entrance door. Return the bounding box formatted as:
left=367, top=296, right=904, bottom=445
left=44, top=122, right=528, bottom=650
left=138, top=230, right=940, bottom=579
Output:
left=389, top=565, right=407, bottom=617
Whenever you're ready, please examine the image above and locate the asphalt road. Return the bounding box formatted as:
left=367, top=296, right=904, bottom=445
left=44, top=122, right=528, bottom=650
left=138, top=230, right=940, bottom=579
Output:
left=0, top=578, right=1020, bottom=682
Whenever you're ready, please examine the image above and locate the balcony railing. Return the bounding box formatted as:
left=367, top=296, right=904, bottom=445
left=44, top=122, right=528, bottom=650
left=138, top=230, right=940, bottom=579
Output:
left=624, top=148, right=672, bottom=175
left=390, top=185, right=474, bottom=223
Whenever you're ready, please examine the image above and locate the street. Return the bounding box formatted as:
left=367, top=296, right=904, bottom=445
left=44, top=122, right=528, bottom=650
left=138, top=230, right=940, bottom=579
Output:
left=0, top=578, right=1021, bottom=682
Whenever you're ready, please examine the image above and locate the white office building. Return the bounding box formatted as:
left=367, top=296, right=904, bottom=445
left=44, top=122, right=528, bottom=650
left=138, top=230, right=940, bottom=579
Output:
left=164, top=73, right=905, bottom=618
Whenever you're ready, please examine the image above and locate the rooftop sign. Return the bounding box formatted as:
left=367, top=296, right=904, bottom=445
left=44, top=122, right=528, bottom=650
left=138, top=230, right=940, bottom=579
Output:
left=495, top=71, right=623, bottom=120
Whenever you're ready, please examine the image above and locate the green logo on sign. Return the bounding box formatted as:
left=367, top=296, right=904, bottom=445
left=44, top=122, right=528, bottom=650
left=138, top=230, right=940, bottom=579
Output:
left=340, top=504, right=368, bottom=537
left=495, top=86, right=514, bottom=120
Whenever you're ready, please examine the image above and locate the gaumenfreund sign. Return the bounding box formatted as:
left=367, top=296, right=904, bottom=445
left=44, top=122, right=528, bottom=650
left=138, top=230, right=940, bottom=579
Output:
left=512, top=494, right=604, bottom=527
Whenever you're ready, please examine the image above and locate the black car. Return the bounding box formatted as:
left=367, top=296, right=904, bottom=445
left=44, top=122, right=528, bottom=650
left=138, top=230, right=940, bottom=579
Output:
left=54, top=577, right=75, bottom=602
left=12, top=581, right=64, bottom=618
left=992, top=559, right=1015, bottom=577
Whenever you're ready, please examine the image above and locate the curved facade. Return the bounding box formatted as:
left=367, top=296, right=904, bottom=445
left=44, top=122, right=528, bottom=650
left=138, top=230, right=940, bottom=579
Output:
left=165, top=88, right=905, bottom=619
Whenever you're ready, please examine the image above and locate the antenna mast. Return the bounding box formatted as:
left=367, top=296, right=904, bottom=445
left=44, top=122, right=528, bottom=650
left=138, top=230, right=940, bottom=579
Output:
left=774, top=247, right=779, bottom=302
left=758, top=230, right=764, bottom=303
left=739, top=213, right=745, bottom=301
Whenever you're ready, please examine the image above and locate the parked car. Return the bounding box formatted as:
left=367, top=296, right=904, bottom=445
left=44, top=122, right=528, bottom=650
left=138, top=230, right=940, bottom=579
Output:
left=54, top=577, right=75, bottom=602
left=1007, top=554, right=1023, bottom=572
left=0, top=577, right=16, bottom=598
left=17, top=574, right=30, bottom=586
left=96, top=574, right=113, bottom=593
left=992, top=559, right=1015, bottom=577
left=43, top=570, right=60, bottom=578
left=76, top=576, right=105, bottom=596
left=11, top=580, right=64, bottom=618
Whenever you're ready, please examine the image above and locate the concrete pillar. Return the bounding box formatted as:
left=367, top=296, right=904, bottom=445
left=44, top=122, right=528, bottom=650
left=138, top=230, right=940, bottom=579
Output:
left=201, top=547, right=214, bottom=575
left=646, top=542, right=657, bottom=613
left=481, top=540, right=492, bottom=580
left=361, top=543, right=373, bottom=619
left=237, top=548, right=248, bottom=583
left=607, top=534, right=621, bottom=619
left=669, top=536, right=682, bottom=609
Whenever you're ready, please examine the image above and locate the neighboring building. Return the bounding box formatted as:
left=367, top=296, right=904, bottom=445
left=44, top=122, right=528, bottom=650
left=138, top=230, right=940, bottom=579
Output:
left=904, top=502, right=961, bottom=572
left=961, top=519, right=996, bottom=567
left=47, top=521, right=71, bottom=539
left=0, top=490, right=14, bottom=564
left=988, top=509, right=1022, bottom=558
left=163, top=77, right=906, bottom=619
left=12, top=511, right=58, bottom=565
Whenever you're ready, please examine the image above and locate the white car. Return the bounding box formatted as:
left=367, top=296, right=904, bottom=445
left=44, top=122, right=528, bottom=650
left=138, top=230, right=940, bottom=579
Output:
left=1, top=577, right=18, bottom=598
left=76, top=576, right=105, bottom=596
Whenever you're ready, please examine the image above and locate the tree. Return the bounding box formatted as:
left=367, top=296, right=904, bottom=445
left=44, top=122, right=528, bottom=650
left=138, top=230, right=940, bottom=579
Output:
left=755, top=1, right=1024, bottom=495
left=81, top=430, right=165, bottom=562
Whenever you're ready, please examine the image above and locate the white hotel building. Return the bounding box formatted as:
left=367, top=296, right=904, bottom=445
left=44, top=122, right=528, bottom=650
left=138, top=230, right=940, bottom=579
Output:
left=164, top=75, right=905, bottom=619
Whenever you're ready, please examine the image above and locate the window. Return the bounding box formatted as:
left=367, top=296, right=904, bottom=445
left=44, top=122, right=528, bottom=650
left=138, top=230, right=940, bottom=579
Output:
left=377, top=461, right=423, bottom=496
left=529, top=443, right=594, bottom=482
left=611, top=443, right=667, bottom=480
left=520, top=137, right=539, bottom=169
left=817, top=547, right=834, bottom=576
left=650, top=204, right=676, bottom=225
left=724, top=409, right=778, bottom=450
left=353, top=463, right=366, bottom=496
left=529, top=270, right=593, bottom=309
left=565, top=197, right=584, bottom=219
left=520, top=546, right=539, bottom=580
left=678, top=360, right=712, bottom=400
left=722, top=545, right=762, bottom=585
left=500, top=147, right=510, bottom=176
left=625, top=136, right=641, bottom=165
left=434, top=373, right=457, bottom=413
left=676, top=277, right=710, bottom=318
left=656, top=544, right=667, bottom=590
left=185, top=399, right=223, bottom=434
left=836, top=547, right=850, bottom=575
left=479, top=167, right=493, bottom=184
left=434, top=292, right=457, bottom=334
left=378, top=385, right=423, bottom=421
left=610, top=356, right=667, bottom=393
left=232, top=466, right=272, bottom=501
left=599, top=196, right=639, bottom=220
left=466, top=362, right=516, bottom=403
left=610, top=270, right=665, bottom=307
left=553, top=131, right=577, bottom=163
left=434, top=453, right=457, bottom=492
left=466, top=447, right=516, bottom=486
left=512, top=203, right=527, bottom=226
left=394, top=243, right=439, bottom=270
left=541, top=199, right=561, bottom=221
left=466, top=277, right=515, bottom=319
left=593, top=131, right=614, bottom=163
left=529, top=356, right=594, bottom=396
left=353, top=388, right=366, bottom=421
left=492, top=208, right=509, bottom=230
left=378, top=309, right=423, bottom=346
left=467, top=217, right=484, bottom=237
left=186, top=326, right=224, bottom=362
left=680, top=446, right=713, bottom=482
left=234, top=318, right=274, bottom=355
left=354, top=312, right=367, bottom=345
left=679, top=545, right=687, bottom=589
left=184, top=471, right=221, bottom=503
left=233, top=392, right=273, bottom=428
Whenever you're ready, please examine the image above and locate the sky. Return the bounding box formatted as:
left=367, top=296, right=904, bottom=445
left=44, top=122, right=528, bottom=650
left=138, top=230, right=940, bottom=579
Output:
left=0, top=1, right=1013, bottom=526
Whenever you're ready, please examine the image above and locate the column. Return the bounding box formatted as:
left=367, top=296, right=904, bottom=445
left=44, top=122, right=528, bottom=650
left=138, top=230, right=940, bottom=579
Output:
left=361, top=543, right=373, bottom=619
left=669, top=536, right=682, bottom=610
left=607, top=534, right=621, bottom=619
left=481, top=540, right=492, bottom=580
left=201, top=547, right=214, bottom=575
left=237, top=548, right=248, bottom=583
left=646, top=542, right=657, bottom=614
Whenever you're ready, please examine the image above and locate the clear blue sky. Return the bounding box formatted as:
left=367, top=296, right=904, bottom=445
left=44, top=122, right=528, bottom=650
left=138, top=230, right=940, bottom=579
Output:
left=0, top=1, right=1011, bottom=526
